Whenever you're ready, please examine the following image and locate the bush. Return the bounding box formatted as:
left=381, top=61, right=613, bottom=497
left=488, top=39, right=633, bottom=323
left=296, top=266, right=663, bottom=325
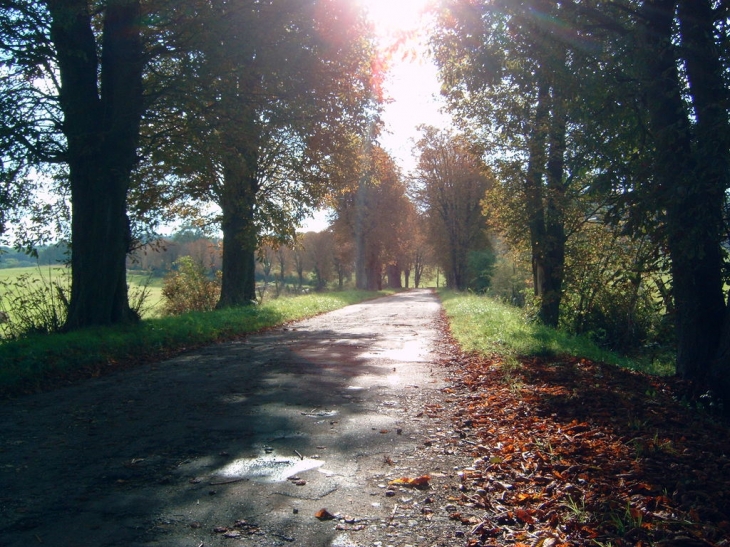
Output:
left=162, top=256, right=220, bottom=315
left=467, top=249, right=497, bottom=293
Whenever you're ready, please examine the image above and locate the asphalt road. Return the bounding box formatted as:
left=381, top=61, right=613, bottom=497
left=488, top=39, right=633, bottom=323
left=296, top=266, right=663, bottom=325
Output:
left=0, top=289, right=471, bottom=547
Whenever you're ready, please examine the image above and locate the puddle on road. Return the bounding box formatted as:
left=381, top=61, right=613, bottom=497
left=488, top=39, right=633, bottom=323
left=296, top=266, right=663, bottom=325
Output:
left=213, top=455, right=324, bottom=483
left=300, top=409, right=338, bottom=417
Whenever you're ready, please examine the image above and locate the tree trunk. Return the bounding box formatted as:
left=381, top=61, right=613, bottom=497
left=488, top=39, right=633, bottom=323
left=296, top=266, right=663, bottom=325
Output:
left=525, top=76, right=551, bottom=320
left=355, top=232, right=368, bottom=290
left=49, top=0, right=143, bottom=330
left=365, top=252, right=381, bottom=290
left=539, top=48, right=568, bottom=327
left=640, top=0, right=725, bottom=382
left=677, top=0, right=730, bottom=401
left=386, top=263, right=402, bottom=289
left=354, top=177, right=369, bottom=290
left=217, top=153, right=258, bottom=308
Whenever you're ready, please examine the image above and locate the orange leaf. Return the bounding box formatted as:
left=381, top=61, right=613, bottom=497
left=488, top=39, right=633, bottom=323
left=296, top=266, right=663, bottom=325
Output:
left=315, top=508, right=335, bottom=520
left=516, top=509, right=535, bottom=524
left=388, top=475, right=431, bottom=488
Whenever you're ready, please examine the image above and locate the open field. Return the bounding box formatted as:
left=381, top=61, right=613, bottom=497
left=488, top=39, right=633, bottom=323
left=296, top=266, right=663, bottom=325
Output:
left=0, top=265, right=58, bottom=280
left=0, top=267, right=166, bottom=325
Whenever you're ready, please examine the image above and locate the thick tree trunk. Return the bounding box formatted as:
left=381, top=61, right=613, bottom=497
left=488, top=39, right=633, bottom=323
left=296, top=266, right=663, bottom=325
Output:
left=66, top=159, right=136, bottom=328
left=217, top=157, right=258, bottom=308
left=449, top=244, right=464, bottom=291
left=677, top=0, right=730, bottom=401
left=386, top=263, right=402, bottom=289
left=640, top=0, right=726, bottom=382
left=365, top=252, right=381, bottom=290
left=353, top=175, right=369, bottom=290
left=49, top=0, right=143, bottom=330
left=354, top=232, right=368, bottom=290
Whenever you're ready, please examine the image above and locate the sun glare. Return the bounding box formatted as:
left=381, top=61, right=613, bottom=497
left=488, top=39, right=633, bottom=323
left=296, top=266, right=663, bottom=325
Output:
left=357, top=0, right=432, bottom=42
left=354, top=0, right=451, bottom=175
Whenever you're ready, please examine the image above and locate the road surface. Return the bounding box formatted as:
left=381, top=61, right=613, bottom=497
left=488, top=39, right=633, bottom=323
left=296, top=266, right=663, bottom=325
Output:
left=1, top=289, right=470, bottom=546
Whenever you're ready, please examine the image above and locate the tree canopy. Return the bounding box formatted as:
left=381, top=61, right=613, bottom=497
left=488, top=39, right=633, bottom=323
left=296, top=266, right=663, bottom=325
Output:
left=431, top=0, right=730, bottom=405
left=0, top=0, right=381, bottom=323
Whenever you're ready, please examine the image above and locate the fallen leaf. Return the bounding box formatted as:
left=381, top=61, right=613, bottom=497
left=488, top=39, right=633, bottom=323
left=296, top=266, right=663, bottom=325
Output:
left=388, top=475, right=431, bottom=488
left=315, top=508, right=335, bottom=520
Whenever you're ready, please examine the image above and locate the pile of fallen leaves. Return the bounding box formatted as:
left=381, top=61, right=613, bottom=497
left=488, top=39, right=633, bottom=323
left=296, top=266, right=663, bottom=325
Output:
left=442, top=350, right=730, bottom=547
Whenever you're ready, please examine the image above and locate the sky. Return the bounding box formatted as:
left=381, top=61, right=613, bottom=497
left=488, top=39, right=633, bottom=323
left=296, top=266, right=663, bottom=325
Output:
left=370, top=0, right=452, bottom=173
left=378, top=45, right=452, bottom=173
left=300, top=0, right=452, bottom=232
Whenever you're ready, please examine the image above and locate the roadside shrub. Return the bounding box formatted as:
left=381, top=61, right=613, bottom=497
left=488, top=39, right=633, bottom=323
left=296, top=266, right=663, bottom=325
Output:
left=487, top=253, right=531, bottom=307
left=560, top=224, right=669, bottom=354
left=0, top=266, right=70, bottom=339
left=162, top=256, right=220, bottom=315
left=467, top=249, right=497, bottom=293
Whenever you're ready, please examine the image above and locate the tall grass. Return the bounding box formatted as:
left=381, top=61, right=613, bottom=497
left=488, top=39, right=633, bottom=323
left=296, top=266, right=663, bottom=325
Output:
left=439, top=290, right=674, bottom=375
left=0, top=290, right=392, bottom=396
left=0, top=267, right=165, bottom=331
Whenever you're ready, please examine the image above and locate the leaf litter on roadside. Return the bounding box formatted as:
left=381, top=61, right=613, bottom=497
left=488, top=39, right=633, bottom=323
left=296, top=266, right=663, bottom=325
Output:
left=439, top=348, right=730, bottom=547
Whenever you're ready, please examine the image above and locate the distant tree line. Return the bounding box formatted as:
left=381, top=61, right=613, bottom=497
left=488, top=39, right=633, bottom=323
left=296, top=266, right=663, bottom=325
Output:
left=0, top=244, right=68, bottom=269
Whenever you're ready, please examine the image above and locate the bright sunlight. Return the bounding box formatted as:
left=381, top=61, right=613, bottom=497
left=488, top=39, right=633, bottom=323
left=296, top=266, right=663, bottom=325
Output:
left=356, top=0, right=433, bottom=43
left=353, top=0, right=450, bottom=174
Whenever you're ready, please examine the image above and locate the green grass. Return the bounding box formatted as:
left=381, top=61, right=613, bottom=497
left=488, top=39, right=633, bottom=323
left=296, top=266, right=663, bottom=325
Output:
left=0, top=266, right=165, bottom=321
left=438, top=290, right=671, bottom=375
left=126, top=270, right=165, bottom=316
left=0, top=290, right=393, bottom=397
left=0, top=266, right=46, bottom=280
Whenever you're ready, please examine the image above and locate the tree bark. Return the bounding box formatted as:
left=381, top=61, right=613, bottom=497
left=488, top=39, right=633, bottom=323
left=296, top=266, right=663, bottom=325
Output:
left=217, top=150, right=258, bottom=308
left=386, top=263, right=402, bottom=289
left=49, top=0, right=143, bottom=330
left=539, top=46, right=568, bottom=327
left=677, top=0, right=730, bottom=400
left=640, top=0, right=725, bottom=382
left=365, top=252, right=381, bottom=291
left=525, top=76, right=552, bottom=321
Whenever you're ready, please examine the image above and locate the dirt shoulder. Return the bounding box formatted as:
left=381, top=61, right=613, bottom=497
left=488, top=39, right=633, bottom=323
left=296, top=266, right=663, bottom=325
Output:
left=0, top=289, right=473, bottom=547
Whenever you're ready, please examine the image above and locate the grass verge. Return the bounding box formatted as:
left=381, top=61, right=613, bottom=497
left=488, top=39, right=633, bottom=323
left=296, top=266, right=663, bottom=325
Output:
left=0, top=290, right=392, bottom=397
left=438, top=290, right=673, bottom=375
